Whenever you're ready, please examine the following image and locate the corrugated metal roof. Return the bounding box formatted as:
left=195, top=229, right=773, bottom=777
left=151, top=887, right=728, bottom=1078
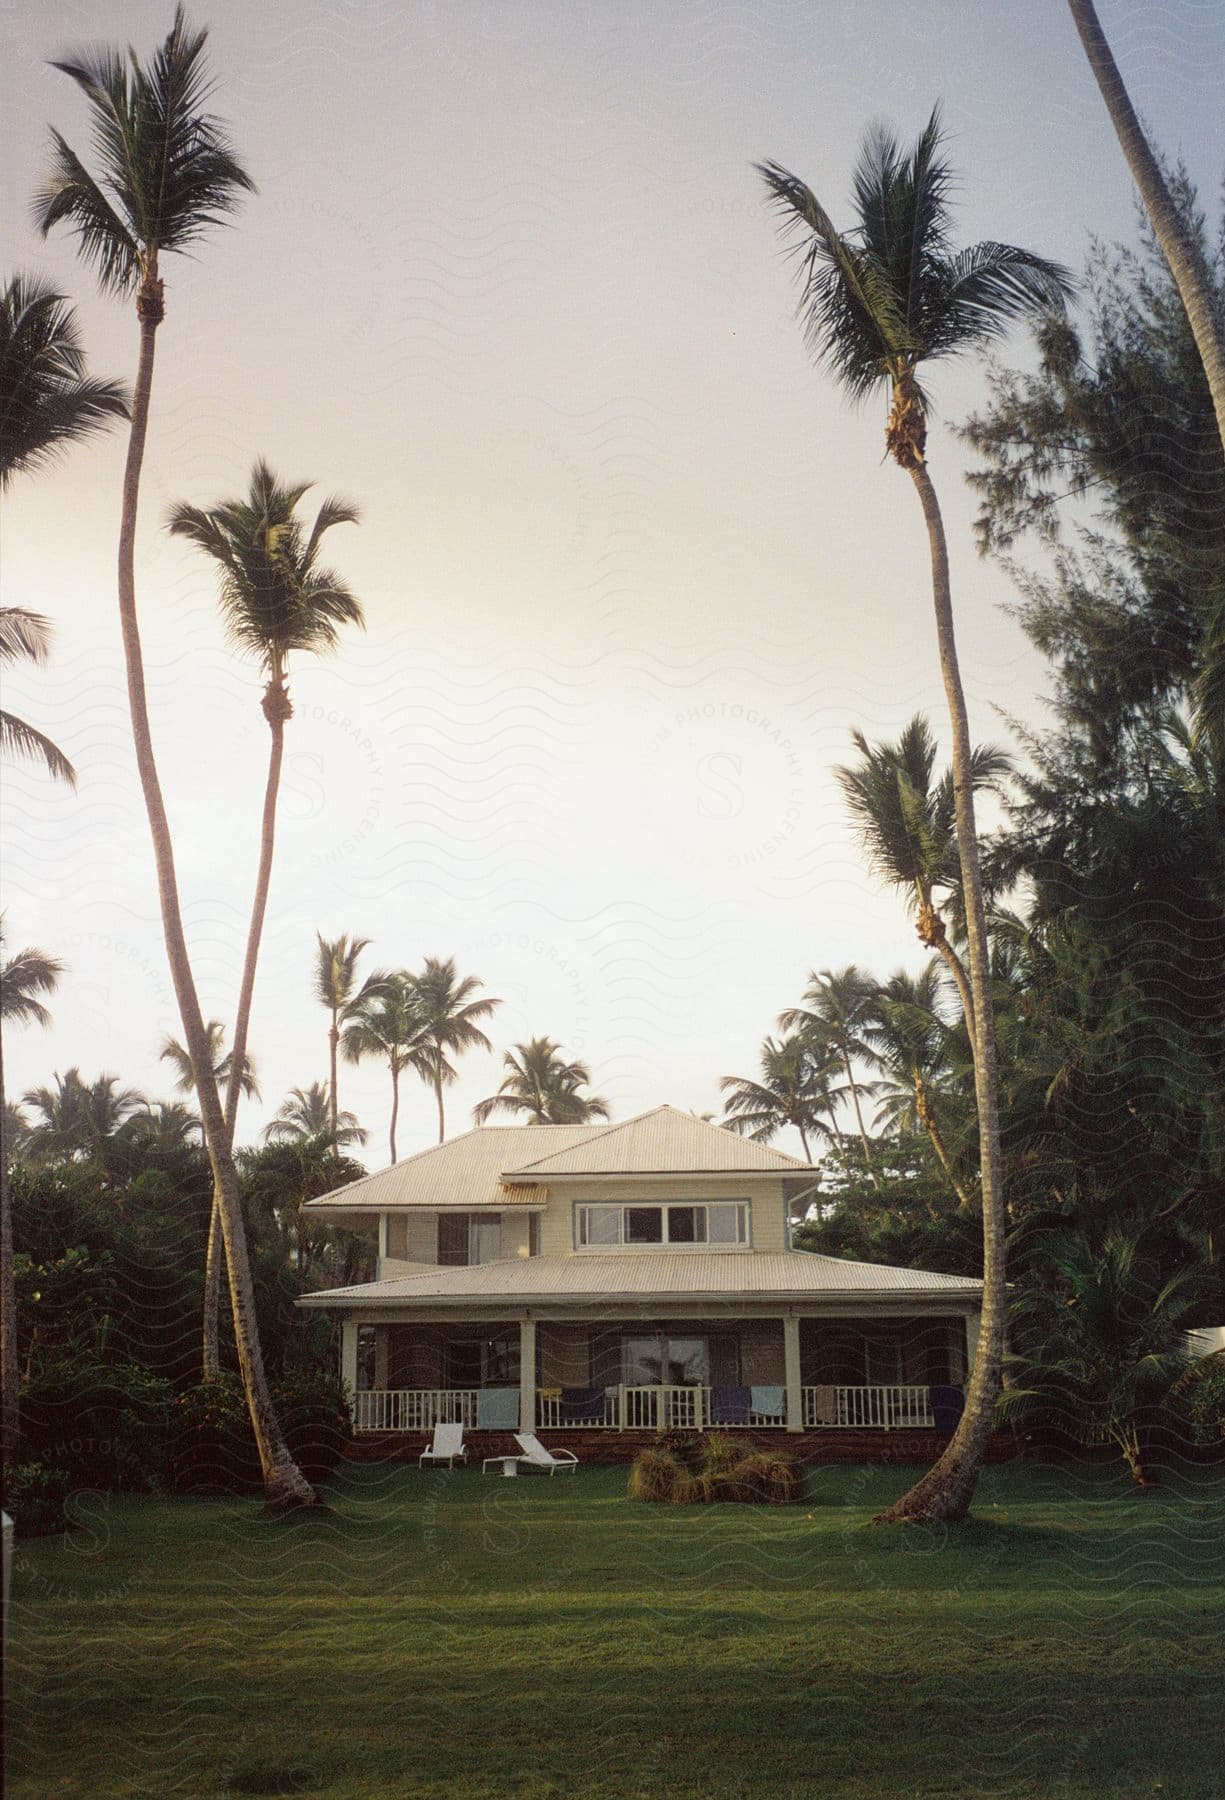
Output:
left=299, top=1251, right=981, bottom=1307
left=509, top=1105, right=813, bottom=1177
left=304, top=1124, right=599, bottom=1213
left=305, top=1107, right=814, bottom=1214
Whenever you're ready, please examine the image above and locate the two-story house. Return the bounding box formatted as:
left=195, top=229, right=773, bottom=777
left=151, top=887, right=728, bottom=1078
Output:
left=299, top=1105, right=982, bottom=1438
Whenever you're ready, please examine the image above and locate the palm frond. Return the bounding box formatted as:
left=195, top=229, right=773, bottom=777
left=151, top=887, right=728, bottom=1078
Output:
left=0, top=708, right=77, bottom=786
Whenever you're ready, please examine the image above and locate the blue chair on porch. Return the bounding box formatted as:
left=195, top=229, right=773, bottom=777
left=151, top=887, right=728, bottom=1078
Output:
left=929, top=1385, right=965, bottom=1433
left=709, top=1384, right=751, bottom=1426
left=559, top=1386, right=606, bottom=1425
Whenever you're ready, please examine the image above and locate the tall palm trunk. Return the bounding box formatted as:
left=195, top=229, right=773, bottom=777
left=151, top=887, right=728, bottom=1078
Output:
left=1067, top=0, right=1225, bottom=452
left=0, top=1033, right=16, bottom=1466
left=389, top=1061, right=400, bottom=1163
left=328, top=1007, right=341, bottom=1155
left=116, top=271, right=314, bottom=1508
left=876, top=460, right=1007, bottom=1524
left=840, top=1050, right=879, bottom=1188
left=201, top=669, right=289, bottom=1375
left=434, top=1067, right=446, bottom=1143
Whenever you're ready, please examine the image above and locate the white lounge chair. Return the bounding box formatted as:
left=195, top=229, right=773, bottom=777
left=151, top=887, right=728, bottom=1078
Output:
left=419, top=1421, right=467, bottom=1469
left=512, top=1433, right=578, bottom=1476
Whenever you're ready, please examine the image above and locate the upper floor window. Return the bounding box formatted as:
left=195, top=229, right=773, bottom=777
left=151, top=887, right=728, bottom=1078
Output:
left=576, top=1201, right=749, bottom=1249
left=438, top=1212, right=503, bottom=1266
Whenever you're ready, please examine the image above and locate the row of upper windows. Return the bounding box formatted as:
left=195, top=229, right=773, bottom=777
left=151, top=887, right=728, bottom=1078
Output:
left=381, top=1200, right=755, bottom=1268
left=575, top=1201, right=750, bottom=1248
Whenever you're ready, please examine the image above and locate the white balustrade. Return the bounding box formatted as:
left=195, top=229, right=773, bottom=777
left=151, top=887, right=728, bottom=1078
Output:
left=353, top=1383, right=939, bottom=1433
left=801, top=1384, right=935, bottom=1429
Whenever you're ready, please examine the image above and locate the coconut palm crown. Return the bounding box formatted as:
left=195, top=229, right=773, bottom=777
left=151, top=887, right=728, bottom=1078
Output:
left=757, top=107, right=1072, bottom=465
left=35, top=7, right=254, bottom=306
left=166, top=459, right=362, bottom=726
left=0, top=273, right=128, bottom=488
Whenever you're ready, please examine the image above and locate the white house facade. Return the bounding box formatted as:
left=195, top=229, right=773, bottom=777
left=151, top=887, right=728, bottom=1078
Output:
left=299, top=1106, right=983, bottom=1439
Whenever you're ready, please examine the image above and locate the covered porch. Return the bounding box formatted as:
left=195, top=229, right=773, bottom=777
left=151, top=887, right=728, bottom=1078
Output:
left=341, top=1311, right=978, bottom=1437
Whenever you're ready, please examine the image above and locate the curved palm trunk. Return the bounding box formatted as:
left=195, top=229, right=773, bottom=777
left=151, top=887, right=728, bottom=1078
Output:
left=116, top=278, right=315, bottom=1508
left=389, top=1060, right=400, bottom=1163
left=0, top=1033, right=17, bottom=1466
left=914, top=1081, right=974, bottom=1215
left=202, top=688, right=288, bottom=1376
left=840, top=1050, right=879, bottom=1188
left=434, top=1067, right=446, bottom=1143
left=875, top=462, right=1007, bottom=1525
left=1067, top=0, right=1225, bottom=452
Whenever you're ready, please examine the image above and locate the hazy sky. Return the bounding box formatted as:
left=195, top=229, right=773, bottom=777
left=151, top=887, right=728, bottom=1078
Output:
left=3, top=0, right=1221, bottom=1164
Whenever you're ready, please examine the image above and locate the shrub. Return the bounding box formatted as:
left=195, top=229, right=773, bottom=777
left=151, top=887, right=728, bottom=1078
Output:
left=171, top=1368, right=351, bottom=1493
left=4, top=1462, right=72, bottom=1538
left=1178, top=1356, right=1225, bottom=1449
left=20, top=1359, right=173, bottom=1492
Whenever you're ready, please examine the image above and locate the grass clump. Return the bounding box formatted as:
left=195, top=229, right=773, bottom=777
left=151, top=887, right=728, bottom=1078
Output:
left=629, top=1430, right=801, bottom=1505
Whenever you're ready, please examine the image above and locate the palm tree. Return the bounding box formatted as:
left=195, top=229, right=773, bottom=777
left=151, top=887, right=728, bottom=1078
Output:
left=412, top=956, right=501, bottom=1142
left=1, top=609, right=77, bottom=788
left=835, top=718, right=1011, bottom=1040
left=37, top=12, right=312, bottom=1508
left=999, top=1224, right=1216, bottom=1485
left=719, top=1033, right=837, bottom=1161
left=1, top=936, right=65, bottom=1464
left=864, top=965, right=974, bottom=1215
left=779, top=965, right=881, bottom=1184
left=474, top=1038, right=610, bottom=1125
left=167, top=460, right=361, bottom=1372
left=758, top=109, right=1072, bottom=1523
left=1065, top=0, right=1225, bottom=453
left=22, top=1067, right=149, bottom=1161
left=264, top=1082, right=368, bottom=1152
left=341, top=973, right=432, bottom=1163
left=159, top=1020, right=260, bottom=1103
left=0, top=271, right=128, bottom=489
left=314, top=935, right=384, bottom=1151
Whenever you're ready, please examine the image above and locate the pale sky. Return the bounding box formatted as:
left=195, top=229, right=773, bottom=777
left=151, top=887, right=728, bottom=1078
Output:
left=2, top=0, right=1221, bottom=1165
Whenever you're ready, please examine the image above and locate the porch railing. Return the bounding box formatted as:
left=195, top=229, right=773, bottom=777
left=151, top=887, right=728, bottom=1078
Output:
left=801, top=1384, right=934, bottom=1430
left=352, top=1383, right=937, bottom=1433
left=353, top=1388, right=480, bottom=1432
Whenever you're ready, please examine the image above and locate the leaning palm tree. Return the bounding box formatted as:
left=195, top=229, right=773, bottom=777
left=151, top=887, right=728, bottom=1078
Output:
left=1, top=608, right=77, bottom=788
left=758, top=109, right=1072, bottom=1522
left=779, top=965, right=880, bottom=1184
left=719, top=1033, right=838, bottom=1162
left=342, top=973, right=433, bottom=1164
left=474, top=1037, right=610, bottom=1125
left=835, top=717, right=1011, bottom=1040
left=263, top=1081, right=367, bottom=1151
left=1066, top=0, right=1225, bottom=452
left=0, top=271, right=128, bottom=488
left=314, top=934, right=384, bottom=1151
left=37, top=12, right=312, bottom=1507
left=412, top=956, right=501, bottom=1142
left=168, top=460, right=361, bottom=1372
left=1, top=935, right=65, bottom=1464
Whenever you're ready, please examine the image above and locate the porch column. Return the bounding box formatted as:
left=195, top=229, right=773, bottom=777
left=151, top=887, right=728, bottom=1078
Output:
left=964, top=1311, right=981, bottom=1381
left=519, top=1315, right=537, bottom=1432
left=340, top=1319, right=359, bottom=1398
left=373, top=1326, right=389, bottom=1390
left=783, top=1313, right=803, bottom=1434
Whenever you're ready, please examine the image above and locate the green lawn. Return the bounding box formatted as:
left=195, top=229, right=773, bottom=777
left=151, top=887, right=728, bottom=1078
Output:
left=5, top=1460, right=1223, bottom=1799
